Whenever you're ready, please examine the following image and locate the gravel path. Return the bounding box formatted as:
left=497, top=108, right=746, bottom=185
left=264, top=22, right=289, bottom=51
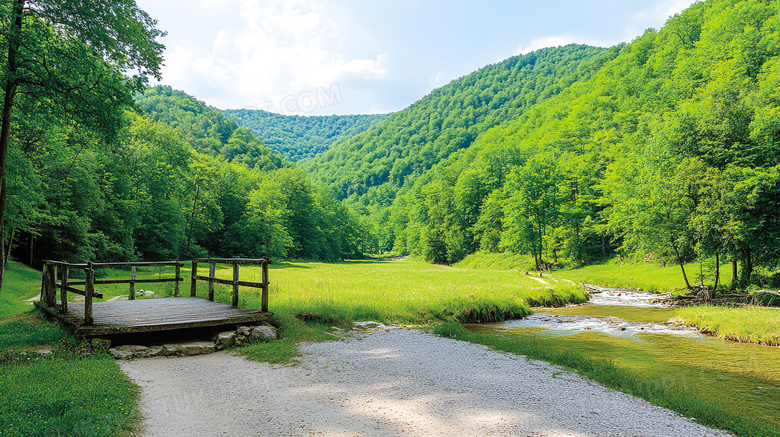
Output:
left=119, top=327, right=731, bottom=437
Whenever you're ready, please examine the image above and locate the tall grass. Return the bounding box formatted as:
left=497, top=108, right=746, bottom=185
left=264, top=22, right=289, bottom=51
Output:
left=675, top=305, right=780, bottom=346
left=216, top=258, right=587, bottom=325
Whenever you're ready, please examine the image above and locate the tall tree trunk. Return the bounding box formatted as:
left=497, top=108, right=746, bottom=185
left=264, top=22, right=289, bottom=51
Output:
left=741, top=249, right=753, bottom=286
left=669, top=237, right=691, bottom=289
left=0, top=0, right=25, bottom=293
left=713, top=252, right=719, bottom=297
left=3, top=226, right=13, bottom=268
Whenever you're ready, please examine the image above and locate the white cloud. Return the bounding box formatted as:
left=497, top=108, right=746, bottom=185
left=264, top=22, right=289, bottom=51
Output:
left=157, top=0, right=387, bottom=113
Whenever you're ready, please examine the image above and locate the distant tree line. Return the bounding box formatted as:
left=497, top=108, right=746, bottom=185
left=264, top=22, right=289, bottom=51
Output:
left=3, top=84, right=367, bottom=269
left=223, top=108, right=388, bottom=162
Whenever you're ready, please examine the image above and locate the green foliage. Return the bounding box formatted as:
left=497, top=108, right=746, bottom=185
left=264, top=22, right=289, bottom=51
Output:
left=319, top=0, right=780, bottom=289
left=306, top=44, right=614, bottom=207
left=2, top=83, right=371, bottom=265
left=136, top=86, right=285, bottom=170
left=223, top=109, right=389, bottom=162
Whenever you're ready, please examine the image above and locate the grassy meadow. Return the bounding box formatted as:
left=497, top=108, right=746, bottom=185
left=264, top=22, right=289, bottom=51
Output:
left=1, top=256, right=777, bottom=436
left=675, top=305, right=780, bottom=346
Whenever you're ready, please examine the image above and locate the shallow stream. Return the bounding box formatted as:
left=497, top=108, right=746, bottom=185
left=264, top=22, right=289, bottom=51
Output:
left=467, top=289, right=780, bottom=427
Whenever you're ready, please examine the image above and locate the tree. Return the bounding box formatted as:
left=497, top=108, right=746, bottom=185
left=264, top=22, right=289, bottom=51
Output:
left=501, top=154, right=565, bottom=271
left=0, top=0, right=164, bottom=288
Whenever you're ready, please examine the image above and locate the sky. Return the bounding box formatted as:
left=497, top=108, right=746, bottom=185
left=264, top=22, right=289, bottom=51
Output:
left=135, top=0, right=698, bottom=116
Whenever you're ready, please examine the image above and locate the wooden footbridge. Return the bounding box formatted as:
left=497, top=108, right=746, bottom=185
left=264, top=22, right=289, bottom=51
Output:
left=35, top=258, right=272, bottom=337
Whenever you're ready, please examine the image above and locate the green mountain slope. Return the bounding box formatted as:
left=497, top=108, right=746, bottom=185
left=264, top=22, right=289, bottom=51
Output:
left=136, top=86, right=285, bottom=170
left=305, top=44, right=617, bottom=206
left=389, top=0, right=780, bottom=291
left=223, top=110, right=389, bottom=162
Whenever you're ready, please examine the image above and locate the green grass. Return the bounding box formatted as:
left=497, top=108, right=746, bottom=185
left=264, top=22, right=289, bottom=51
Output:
left=554, top=258, right=726, bottom=293
left=0, top=313, right=71, bottom=350
left=0, top=354, right=140, bottom=437
left=0, top=261, right=140, bottom=437
left=0, top=262, right=44, bottom=319
left=432, top=321, right=779, bottom=437
left=220, top=258, right=586, bottom=325
left=454, top=251, right=537, bottom=271
left=219, top=258, right=586, bottom=364
left=675, top=305, right=780, bottom=346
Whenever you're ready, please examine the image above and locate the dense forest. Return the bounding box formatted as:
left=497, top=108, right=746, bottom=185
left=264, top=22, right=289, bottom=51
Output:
left=305, top=44, right=616, bottom=207
left=3, top=82, right=366, bottom=267
left=3, top=0, right=780, bottom=293
left=309, top=0, right=780, bottom=290
left=223, top=109, right=388, bottom=162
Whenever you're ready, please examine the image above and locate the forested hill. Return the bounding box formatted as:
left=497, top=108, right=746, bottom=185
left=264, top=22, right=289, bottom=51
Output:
left=223, top=109, right=389, bottom=162
left=136, top=86, right=284, bottom=170
left=386, top=0, right=780, bottom=289
left=304, top=45, right=617, bottom=206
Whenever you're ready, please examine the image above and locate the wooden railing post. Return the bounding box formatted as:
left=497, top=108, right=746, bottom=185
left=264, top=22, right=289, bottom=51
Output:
left=51, top=264, right=58, bottom=307
left=40, top=262, right=51, bottom=307
left=261, top=260, right=269, bottom=313
left=175, top=262, right=181, bottom=297
left=232, top=262, right=240, bottom=307
left=190, top=260, right=198, bottom=297
left=173, top=260, right=181, bottom=297
left=208, top=262, right=215, bottom=301
left=130, top=265, right=136, bottom=300
left=60, top=263, right=69, bottom=313
left=46, top=262, right=57, bottom=308
left=84, top=262, right=94, bottom=326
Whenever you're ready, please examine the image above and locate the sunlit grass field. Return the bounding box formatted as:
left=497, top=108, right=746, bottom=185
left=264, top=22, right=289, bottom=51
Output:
left=676, top=305, right=780, bottom=346
left=214, top=258, right=587, bottom=325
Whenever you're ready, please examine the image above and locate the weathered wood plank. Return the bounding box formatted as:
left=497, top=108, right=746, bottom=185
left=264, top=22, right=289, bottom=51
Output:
left=84, top=263, right=94, bottom=326
left=190, top=261, right=198, bottom=297
left=93, top=278, right=182, bottom=285
left=55, top=284, right=103, bottom=299
left=232, top=263, right=240, bottom=307
left=194, top=276, right=265, bottom=288
left=49, top=297, right=273, bottom=336
left=262, top=261, right=269, bottom=313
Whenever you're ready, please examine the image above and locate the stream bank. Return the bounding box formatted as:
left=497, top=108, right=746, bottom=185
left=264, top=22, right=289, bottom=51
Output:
left=466, top=287, right=780, bottom=434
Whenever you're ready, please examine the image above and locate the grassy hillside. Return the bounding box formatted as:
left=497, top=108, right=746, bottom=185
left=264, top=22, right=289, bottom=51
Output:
left=223, top=110, right=389, bottom=162
left=305, top=45, right=615, bottom=207
left=136, top=86, right=286, bottom=169
left=385, top=0, right=780, bottom=287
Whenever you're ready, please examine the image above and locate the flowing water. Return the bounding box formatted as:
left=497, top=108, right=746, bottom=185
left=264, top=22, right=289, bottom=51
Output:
left=467, top=289, right=780, bottom=428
